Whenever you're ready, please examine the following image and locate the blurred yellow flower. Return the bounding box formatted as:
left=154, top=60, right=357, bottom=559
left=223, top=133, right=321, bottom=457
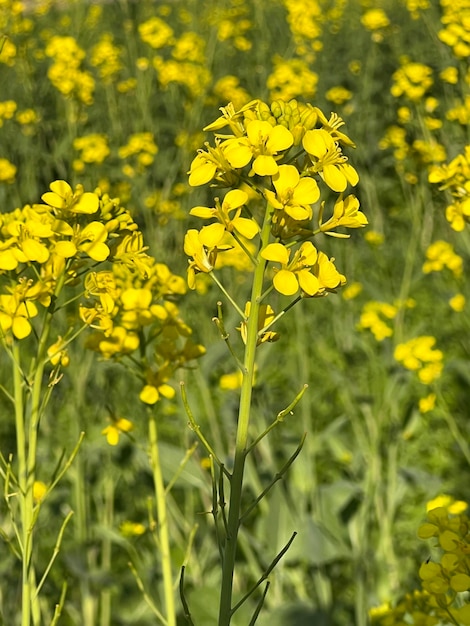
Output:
left=449, top=293, right=465, bottom=312
left=102, top=416, right=133, bottom=446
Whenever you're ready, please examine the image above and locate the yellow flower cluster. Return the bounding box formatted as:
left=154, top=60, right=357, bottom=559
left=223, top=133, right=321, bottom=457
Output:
left=267, top=57, right=319, bottom=101
left=0, top=180, right=148, bottom=339
left=0, top=179, right=204, bottom=426
left=422, top=240, right=463, bottom=277
left=45, top=35, right=95, bottom=105
left=357, top=301, right=399, bottom=341
left=394, top=336, right=443, bottom=384
left=370, top=496, right=470, bottom=625
left=84, top=261, right=205, bottom=405
left=73, top=133, right=110, bottom=172
left=118, top=132, right=158, bottom=177
left=417, top=499, right=470, bottom=624
left=391, top=61, right=433, bottom=103
left=90, top=33, right=123, bottom=84
left=138, top=17, right=211, bottom=99
left=429, top=146, right=470, bottom=231
left=438, top=0, right=470, bottom=60
left=185, top=98, right=366, bottom=301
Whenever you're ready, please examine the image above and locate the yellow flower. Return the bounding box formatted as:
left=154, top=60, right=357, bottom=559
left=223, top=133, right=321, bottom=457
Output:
left=302, top=129, right=358, bottom=192
left=419, top=393, right=436, bottom=414
left=59, top=221, right=110, bottom=262
left=261, top=241, right=344, bottom=297
left=319, top=194, right=367, bottom=235
left=361, top=8, right=390, bottom=31
left=222, top=120, right=294, bottom=176
left=0, top=293, right=38, bottom=339
left=220, top=371, right=243, bottom=390
left=42, top=180, right=99, bottom=214
left=120, top=521, right=146, bottom=537
left=190, top=189, right=259, bottom=240
left=264, top=164, right=319, bottom=221
left=449, top=293, right=465, bottom=312
left=102, top=416, right=134, bottom=446
left=47, top=336, right=70, bottom=367
left=33, top=481, right=47, bottom=502
left=139, top=383, right=175, bottom=405
left=0, top=158, right=17, bottom=183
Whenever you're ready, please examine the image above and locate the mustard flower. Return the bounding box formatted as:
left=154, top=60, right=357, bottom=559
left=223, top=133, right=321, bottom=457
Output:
left=190, top=189, right=259, bottom=241
left=319, top=194, right=367, bottom=235
left=188, top=142, right=235, bottom=187
left=42, top=180, right=99, bottom=214
left=55, top=221, right=110, bottom=262
left=183, top=229, right=219, bottom=289
left=419, top=393, right=436, bottom=414
left=361, top=9, right=390, bottom=31
left=120, top=521, right=146, bottom=537
left=358, top=301, right=397, bottom=341
left=102, top=416, right=133, bottom=446
left=222, top=119, right=294, bottom=176
left=267, top=57, right=319, bottom=101
left=0, top=157, right=16, bottom=183
left=303, top=129, right=359, bottom=192
left=390, top=62, right=433, bottom=102
left=140, top=382, right=175, bottom=405
left=138, top=17, right=174, bottom=49
left=90, top=326, right=140, bottom=359
left=264, top=164, right=319, bottom=221
left=238, top=302, right=280, bottom=345
left=261, top=241, right=344, bottom=297
left=47, top=336, right=70, bottom=367
left=422, top=240, right=463, bottom=277
left=449, top=293, right=465, bottom=312
left=394, top=336, right=443, bottom=383
left=0, top=292, right=38, bottom=339
left=33, top=481, right=47, bottom=503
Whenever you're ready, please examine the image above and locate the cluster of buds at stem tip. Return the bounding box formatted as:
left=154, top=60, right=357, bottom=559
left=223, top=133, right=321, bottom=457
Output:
left=184, top=97, right=368, bottom=332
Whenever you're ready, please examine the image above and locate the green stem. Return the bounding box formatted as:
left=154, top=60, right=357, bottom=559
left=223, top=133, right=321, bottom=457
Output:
left=218, top=201, right=273, bottom=626
left=20, top=272, right=67, bottom=626
left=12, top=343, right=31, bottom=626
left=100, top=474, right=113, bottom=626
left=149, top=409, right=175, bottom=626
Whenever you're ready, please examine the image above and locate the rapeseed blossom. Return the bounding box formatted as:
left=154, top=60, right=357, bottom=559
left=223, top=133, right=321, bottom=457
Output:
left=185, top=98, right=363, bottom=302
left=394, top=336, right=443, bottom=384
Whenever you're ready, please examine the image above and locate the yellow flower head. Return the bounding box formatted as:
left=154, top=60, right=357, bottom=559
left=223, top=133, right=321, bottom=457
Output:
left=222, top=119, right=294, bottom=176
left=303, top=129, right=359, bottom=192
left=264, top=164, right=319, bottom=221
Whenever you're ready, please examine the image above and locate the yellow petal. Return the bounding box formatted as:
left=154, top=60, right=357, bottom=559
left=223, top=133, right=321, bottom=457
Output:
left=298, top=270, right=319, bottom=296
left=224, top=189, right=248, bottom=210
left=73, top=192, right=99, bottom=214
left=232, top=217, right=259, bottom=239
left=55, top=240, right=77, bottom=258
left=199, top=223, right=225, bottom=247
left=12, top=316, right=33, bottom=339
left=322, top=164, right=347, bottom=192
left=140, top=385, right=159, bottom=404
left=252, top=154, right=278, bottom=176
left=273, top=269, right=298, bottom=295
left=261, top=243, right=290, bottom=265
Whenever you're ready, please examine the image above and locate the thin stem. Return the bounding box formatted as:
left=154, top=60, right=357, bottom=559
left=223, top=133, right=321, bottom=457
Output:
left=218, top=201, right=273, bottom=626
left=181, top=382, right=231, bottom=479
left=148, top=409, right=176, bottom=626
left=210, top=272, right=246, bottom=318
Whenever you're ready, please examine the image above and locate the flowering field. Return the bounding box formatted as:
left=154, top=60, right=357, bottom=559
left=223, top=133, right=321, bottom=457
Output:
left=1, top=0, right=470, bottom=624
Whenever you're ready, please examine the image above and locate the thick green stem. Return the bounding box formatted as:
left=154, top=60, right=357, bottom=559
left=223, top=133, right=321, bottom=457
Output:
left=218, top=202, right=273, bottom=626
left=16, top=273, right=66, bottom=626
left=149, top=410, right=176, bottom=626
left=12, top=343, right=31, bottom=626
